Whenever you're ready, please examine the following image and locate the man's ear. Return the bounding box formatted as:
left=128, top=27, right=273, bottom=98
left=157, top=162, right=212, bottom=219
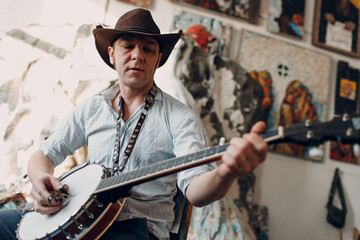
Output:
left=157, top=53, right=163, bottom=68
left=108, top=46, right=114, bottom=64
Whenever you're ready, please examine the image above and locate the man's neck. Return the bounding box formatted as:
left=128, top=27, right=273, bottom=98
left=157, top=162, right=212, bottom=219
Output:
left=116, top=82, right=154, bottom=122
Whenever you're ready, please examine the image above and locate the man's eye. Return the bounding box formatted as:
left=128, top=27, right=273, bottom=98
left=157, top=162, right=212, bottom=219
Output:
left=123, top=45, right=134, bottom=49
left=144, top=47, right=154, bottom=53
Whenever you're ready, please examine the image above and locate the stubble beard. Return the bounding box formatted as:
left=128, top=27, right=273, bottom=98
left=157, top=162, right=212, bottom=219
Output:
left=113, top=56, right=158, bottom=90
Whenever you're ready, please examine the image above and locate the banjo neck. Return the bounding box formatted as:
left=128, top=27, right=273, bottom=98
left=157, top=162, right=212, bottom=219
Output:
left=94, top=127, right=284, bottom=194
left=95, top=113, right=360, bottom=195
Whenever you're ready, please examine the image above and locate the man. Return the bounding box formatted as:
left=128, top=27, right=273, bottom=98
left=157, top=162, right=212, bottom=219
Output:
left=0, top=8, right=267, bottom=240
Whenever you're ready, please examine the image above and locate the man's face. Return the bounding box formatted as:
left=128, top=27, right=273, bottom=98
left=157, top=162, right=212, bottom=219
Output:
left=108, top=35, right=162, bottom=90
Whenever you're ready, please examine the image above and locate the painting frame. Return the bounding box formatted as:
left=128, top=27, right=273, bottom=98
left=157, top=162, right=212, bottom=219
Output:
left=117, top=0, right=153, bottom=8
left=171, top=8, right=233, bottom=57
left=334, top=60, right=360, bottom=115
left=267, top=0, right=306, bottom=40
left=170, top=0, right=261, bottom=24
left=312, top=0, right=360, bottom=58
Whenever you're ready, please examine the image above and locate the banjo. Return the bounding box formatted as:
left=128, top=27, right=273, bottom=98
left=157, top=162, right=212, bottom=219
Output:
left=17, top=114, right=360, bottom=239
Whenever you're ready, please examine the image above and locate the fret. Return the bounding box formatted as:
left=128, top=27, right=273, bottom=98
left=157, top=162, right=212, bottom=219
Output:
left=152, top=162, right=162, bottom=174
left=138, top=166, right=147, bottom=177
left=146, top=164, right=156, bottom=175
left=143, top=165, right=152, bottom=177
left=114, top=174, right=126, bottom=186
left=176, top=156, right=186, bottom=167
left=167, top=157, right=178, bottom=169
left=108, top=175, right=118, bottom=188
left=131, top=168, right=141, bottom=179
left=127, top=171, right=135, bottom=181
left=215, top=145, right=220, bottom=156
left=186, top=154, right=194, bottom=163
left=97, top=177, right=110, bottom=191
left=218, top=143, right=228, bottom=153
left=121, top=171, right=131, bottom=183
left=204, top=146, right=217, bottom=157
left=194, top=149, right=206, bottom=160
left=158, top=161, right=168, bottom=172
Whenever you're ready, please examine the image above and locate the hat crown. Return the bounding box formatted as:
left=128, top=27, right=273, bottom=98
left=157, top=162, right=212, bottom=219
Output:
left=114, top=8, right=160, bottom=35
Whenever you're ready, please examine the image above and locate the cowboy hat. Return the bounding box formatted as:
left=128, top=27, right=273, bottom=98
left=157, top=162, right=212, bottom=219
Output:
left=93, top=8, right=182, bottom=69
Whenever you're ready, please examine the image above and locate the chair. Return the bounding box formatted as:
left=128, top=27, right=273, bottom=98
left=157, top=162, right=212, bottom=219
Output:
left=170, top=190, right=193, bottom=240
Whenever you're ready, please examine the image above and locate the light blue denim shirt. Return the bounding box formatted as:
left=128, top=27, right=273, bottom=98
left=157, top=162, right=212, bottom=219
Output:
left=41, top=83, right=213, bottom=240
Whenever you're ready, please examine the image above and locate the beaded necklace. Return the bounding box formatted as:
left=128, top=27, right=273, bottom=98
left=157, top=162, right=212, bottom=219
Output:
left=111, top=83, right=157, bottom=176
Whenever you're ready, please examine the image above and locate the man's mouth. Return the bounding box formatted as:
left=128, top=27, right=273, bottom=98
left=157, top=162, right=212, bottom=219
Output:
left=128, top=67, right=144, bottom=72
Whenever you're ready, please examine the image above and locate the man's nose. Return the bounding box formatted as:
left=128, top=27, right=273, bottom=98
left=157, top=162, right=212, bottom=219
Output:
left=131, top=45, right=145, bottom=61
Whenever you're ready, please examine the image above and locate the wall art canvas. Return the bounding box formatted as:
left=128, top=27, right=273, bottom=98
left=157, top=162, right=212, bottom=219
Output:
left=171, top=0, right=260, bottom=23
left=118, top=0, right=153, bottom=8
left=157, top=10, right=266, bottom=146
left=331, top=60, right=360, bottom=166
left=238, top=29, right=332, bottom=161
left=334, top=60, right=359, bottom=115
left=312, top=0, right=360, bottom=57
left=330, top=142, right=360, bottom=165
left=267, top=0, right=306, bottom=39
left=172, top=9, right=233, bottom=56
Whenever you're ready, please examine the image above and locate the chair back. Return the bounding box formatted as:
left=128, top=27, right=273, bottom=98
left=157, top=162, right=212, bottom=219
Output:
left=170, top=189, right=193, bottom=240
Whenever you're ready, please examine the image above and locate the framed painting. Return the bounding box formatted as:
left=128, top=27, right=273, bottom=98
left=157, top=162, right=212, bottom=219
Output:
left=334, top=60, right=359, bottom=115
left=118, top=0, right=153, bottom=8
left=312, top=0, right=360, bottom=57
left=172, top=9, right=233, bottom=56
left=171, top=0, right=261, bottom=24
left=330, top=142, right=360, bottom=165
left=331, top=60, right=360, bottom=166
left=267, top=0, right=306, bottom=39
left=238, top=29, right=332, bottom=161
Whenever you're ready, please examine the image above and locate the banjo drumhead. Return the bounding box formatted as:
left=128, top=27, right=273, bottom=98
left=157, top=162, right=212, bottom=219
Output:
left=18, top=164, right=104, bottom=240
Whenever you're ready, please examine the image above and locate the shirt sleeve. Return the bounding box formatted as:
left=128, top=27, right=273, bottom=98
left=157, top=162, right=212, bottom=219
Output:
left=40, top=101, right=87, bottom=167
left=172, top=108, right=216, bottom=196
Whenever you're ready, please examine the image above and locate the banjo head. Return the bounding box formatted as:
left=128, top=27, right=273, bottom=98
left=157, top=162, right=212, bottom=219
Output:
left=17, top=164, right=104, bottom=240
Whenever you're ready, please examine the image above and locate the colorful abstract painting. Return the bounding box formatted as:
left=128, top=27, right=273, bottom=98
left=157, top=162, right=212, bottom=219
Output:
left=172, top=0, right=260, bottom=23
left=238, top=29, right=332, bottom=161
left=267, top=0, right=306, bottom=39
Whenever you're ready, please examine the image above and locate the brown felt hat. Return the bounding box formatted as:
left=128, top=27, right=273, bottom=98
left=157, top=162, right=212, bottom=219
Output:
left=93, top=8, right=182, bottom=69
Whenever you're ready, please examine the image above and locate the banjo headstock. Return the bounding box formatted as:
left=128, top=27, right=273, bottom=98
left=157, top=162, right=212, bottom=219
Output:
left=279, top=113, right=360, bottom=146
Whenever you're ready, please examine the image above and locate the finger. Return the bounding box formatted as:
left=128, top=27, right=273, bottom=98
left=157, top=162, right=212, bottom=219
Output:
left=243, top=132, right=268, bottom=154
left=37, top=187, right=54, bottom=206
left=221, top=150, right=243, bottom=173
left=243, top=138, right=267, bottom=167
left=224, top=139, right=253, bottom=173
left=30, top=188, right=43, bottom=203
left=60, top=184, right=70, bottom=195
left=47, top=176, right=62, bottom=192
left=234, top=133, right=267, bottom=168
left=33, top=177, right=62, bottom=206
left=250, top=121, right=267, bottom=134
left=34, top=200, right=62, bottom=215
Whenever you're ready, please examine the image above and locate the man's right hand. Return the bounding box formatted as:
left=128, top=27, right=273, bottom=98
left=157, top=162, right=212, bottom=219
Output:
left=30, top=173, right=67, bottom=214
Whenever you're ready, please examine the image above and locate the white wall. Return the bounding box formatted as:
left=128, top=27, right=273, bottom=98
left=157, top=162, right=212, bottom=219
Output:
left=2, top=0, right=359, bottom=239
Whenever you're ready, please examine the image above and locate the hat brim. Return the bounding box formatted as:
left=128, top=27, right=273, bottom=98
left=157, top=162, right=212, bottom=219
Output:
left=93, top=28, right=182, bottom=69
